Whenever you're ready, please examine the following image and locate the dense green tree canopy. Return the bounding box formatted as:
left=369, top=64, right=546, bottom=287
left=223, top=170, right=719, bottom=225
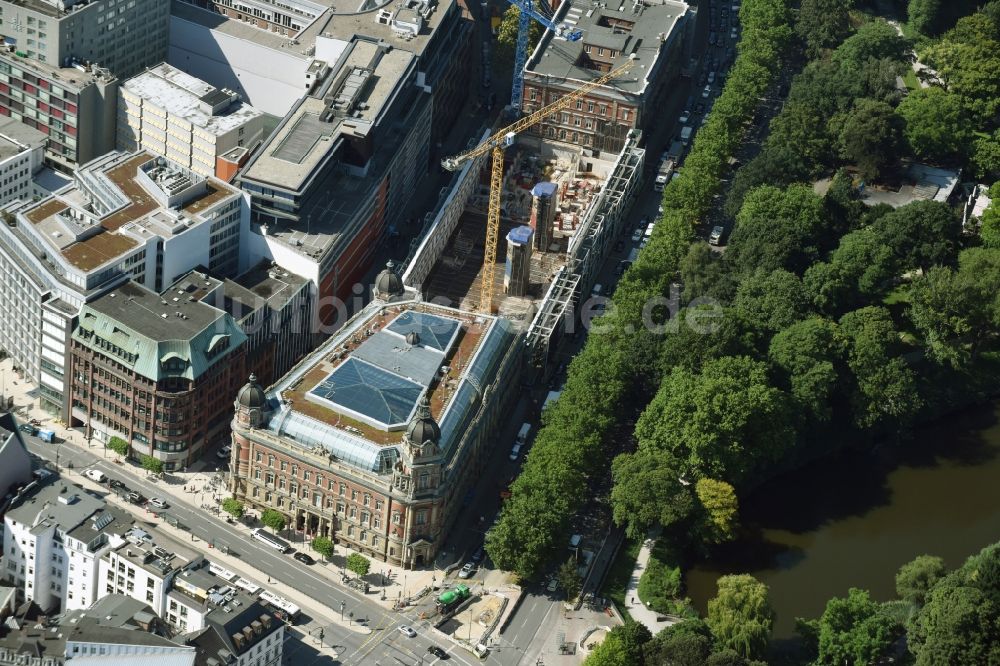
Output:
left=896, top=86, right=972, bottom=160
left=610, top=450, right=695, bottom=539
left=707, top=575, right=775, bottom=660
left=816, top=588, right=899, bottom=665
left=635, top=356, right=794, bottom=483
left=896, top=555, right=947, bottom=605
left=768, top=317, right=846, bottom=422
left=837, top=99, right=903, bottom=180
left=796, top=0, right=852, bottom=57
left=870, top=200, right=960, bottom=271
left=734, top=268, right=811, bottom=334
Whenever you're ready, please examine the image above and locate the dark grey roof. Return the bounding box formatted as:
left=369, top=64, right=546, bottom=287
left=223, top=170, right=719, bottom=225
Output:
left=236, top=375, right=267, bottom=409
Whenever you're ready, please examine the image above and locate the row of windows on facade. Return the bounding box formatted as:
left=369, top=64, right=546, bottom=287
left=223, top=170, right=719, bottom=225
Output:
left=526, top=89, right=632, bottom=120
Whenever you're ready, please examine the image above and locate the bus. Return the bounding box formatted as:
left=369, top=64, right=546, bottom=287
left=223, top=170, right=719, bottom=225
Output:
left=250, top=528, right=291, bottom=553
left=259, top=590, right=301, bottom=624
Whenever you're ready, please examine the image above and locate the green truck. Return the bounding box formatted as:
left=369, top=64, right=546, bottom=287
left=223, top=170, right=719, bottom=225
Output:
left=437, top=584, right=471, bottom=611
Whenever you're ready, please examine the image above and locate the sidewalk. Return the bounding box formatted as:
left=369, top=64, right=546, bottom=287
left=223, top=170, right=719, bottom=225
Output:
left=520, top=602, right=623, bottom=665
left=625, top=529, right=678, bottom=635
left=0, top=356, right=444, bottom=613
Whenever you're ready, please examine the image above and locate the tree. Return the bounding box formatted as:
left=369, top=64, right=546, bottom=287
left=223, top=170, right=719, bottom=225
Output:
left=971, top=129, right=1000, bottom=181
left=908, top=583, right=1000, bottom=664
left=733, top=268, right=810, bottom=334
left=557, top=558, right=582, bottom=600
left=706, top=575, right=774, bottom=660
left=311, top=536, right=335, bottom=560
left=636, top=356, right=794, bottom=484
left=107, top=436, right=128, bottom=457
left=871, top=200, right=960, bottom=271
left=839, top=307, right=922, bottom=429
left=837, top=99, right=902, bottom=180
left=644, top=632, right=711, bottom=666
left=896, top=87, right=972, bottom=161
left=141, top=455, right=163, bottom=476
left=835, top=19, right=911, bottom=67
left=261, top=508, right=286, bottom=534
left=796, top=0, right=852, bottom=57
left=694, top=478, right=739, bottom=544
left=907, top=0, right=943, bottom=36
left=221, top=497, right=245, bottom=519
left=815, top=588, right=898, bottom=665
left=495, top=6, right=542, bottom=60
left=769, top=317, right=846, bottom=422
left=583, top=621, right=651, bottom=666
left=727, top=184, right=829, bottom=276
left=896, top=555, right=947, bottom=605
left=610, top=450, right=695, bottom=538
left=346, top=552, right=371, bottom=578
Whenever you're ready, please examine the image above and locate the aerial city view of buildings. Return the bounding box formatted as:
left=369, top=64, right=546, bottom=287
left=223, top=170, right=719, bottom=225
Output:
left=0, top=0, right=996, bottom=663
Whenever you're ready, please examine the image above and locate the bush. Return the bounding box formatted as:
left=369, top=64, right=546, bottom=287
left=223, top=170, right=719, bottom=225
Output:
left=637, top=546, right=684, bottom=615
left=107, top=436, right=128, bottom=457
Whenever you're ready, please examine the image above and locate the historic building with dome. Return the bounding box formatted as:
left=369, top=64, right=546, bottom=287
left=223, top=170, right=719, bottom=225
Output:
left=228, top=278, right=521, bottom=568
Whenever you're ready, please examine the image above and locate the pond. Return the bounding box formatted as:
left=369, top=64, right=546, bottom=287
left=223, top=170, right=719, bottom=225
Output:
left=685, top=402, right=1000, bottom=637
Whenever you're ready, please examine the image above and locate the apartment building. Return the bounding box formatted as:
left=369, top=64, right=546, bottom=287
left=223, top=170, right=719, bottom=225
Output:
left=0, top=412, right=33, bottom=509
left=0, top=0, right=170, bottom=80
left=229, top=296, right=521, bottom=568
left=0, top=51, right=118, bottom=167
left=118, top=63, right=265, bottom=180
left=69, top=278, right=248, bottom=468
left=239, top=39, right=431, bottom=327
left=0, top=118, right=45, bottom=205
left=0, top=595, right=195, bottom=666
left=0, top=151, right=248, bottom=417
left=522, top=0, right=690, bottom=154
left=3, top=480, right=134, bottom=612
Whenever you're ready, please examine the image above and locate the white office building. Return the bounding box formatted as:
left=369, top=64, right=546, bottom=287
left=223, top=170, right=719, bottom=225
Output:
left=0, top=150, right=249, bottom=417
left=118, top=63, right=265, bottom=180
left=0, top=118, right=45, bottom=207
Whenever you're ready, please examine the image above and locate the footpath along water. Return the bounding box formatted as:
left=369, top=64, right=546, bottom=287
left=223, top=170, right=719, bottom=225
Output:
left=686, top=401, right=1000, bottom=637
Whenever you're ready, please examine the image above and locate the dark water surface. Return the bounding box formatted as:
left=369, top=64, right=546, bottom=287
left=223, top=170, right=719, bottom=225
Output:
left=686, top=403, right=1000, bottom=637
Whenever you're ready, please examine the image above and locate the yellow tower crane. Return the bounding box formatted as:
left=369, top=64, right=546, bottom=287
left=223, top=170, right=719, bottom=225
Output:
left=442, top=55, right=636, bottom=314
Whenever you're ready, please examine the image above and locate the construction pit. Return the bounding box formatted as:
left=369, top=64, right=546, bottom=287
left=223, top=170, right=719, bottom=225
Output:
left=422, top=148, right=607, bottom=318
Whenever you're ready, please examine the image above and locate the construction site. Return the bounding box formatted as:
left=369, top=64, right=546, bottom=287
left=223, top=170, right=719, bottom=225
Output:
left=400, top=128, right=646, bottom=380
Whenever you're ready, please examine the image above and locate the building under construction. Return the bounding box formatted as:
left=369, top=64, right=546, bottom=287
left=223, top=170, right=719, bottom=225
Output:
left=399, top=129, right=646, bottom=382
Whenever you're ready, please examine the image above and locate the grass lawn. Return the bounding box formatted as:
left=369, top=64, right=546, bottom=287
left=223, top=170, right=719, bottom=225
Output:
left=901, top=68, right=921, bottom=91
left=601, top=536, right=641, bottom=621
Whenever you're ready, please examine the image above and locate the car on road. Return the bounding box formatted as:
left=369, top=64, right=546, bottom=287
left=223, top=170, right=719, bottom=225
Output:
left=127, top=491, right=145, bottom=504
left=148, top=497, right=169, bottom=509
left=216, top=445, right=231, bottom=460
left=18, top=423, right=37, bottom=436
left=613, top=239, right=625, bottom=253
left=709, top=226, right=725, bottom=246
left=293, top=552, right=315, bottom=565
left=630, top=229, right=643, bottom=243
left=109, top=479, right=127, bottom=491
left=694, top=102, right=705, bottom=115
left=546, top=575, right=559, bottom=592
left=509, top=443, right=522, bottom=461
left=471, top=546, right=485, bottom=564
left=428, top=646, right=449, bottom=659
left=701, top=85, right=712, bottom=98
left=84, top=469, right=107, bottom=483
left=399, top=625, right=417, bottom=638
left=707, top=71, right=716, bottom=84
left=730, top=27, right=739, bottom=39
left=708, top=31, right=717, bottom=45
left=458, top=562, right=477, bottom=579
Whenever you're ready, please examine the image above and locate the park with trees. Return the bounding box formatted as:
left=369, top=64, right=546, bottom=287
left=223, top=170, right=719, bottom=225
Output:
left=488, top=0, right=1000, bottom=662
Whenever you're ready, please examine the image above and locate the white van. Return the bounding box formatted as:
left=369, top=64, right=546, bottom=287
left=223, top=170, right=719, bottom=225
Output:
left=516, top=423, right=531, bottom=446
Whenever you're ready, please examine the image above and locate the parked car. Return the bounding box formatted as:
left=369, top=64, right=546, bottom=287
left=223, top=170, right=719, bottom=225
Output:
left=148, top=497, right=169, bottom=509
left=293, top=552, right=315, bottom=565
left=458, top=562, right=477, bottom=579
left=708, top=31, right=717, bottom=45
left=730, top=27, right=739, bottom=39
left=127, top=491, right=145, bottom=504
left=471, top=546, right=485, bottom=564
left=399, top=625, right=417, bottom=638
left=216, top=445, right=231, bottom=460
left=546, top=576, right=559, bottom=592
left=707, top=71, right=716, bottom=84
left=694, top=102, right=705, bottom=115
left=18, top=423, right=37, bottom=436
left=427, top=645, right=449, bottom=659
left=109, top=479, right=127, bottom=491
left=709, top=226, right=725, bottom=245
left=509, top=443, right=522, bottom=461
left=702, top=85, right=712, bottom=98
left=84, top=469, right=107, bottom=483
left=630, top=229, right=643, bottom=243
